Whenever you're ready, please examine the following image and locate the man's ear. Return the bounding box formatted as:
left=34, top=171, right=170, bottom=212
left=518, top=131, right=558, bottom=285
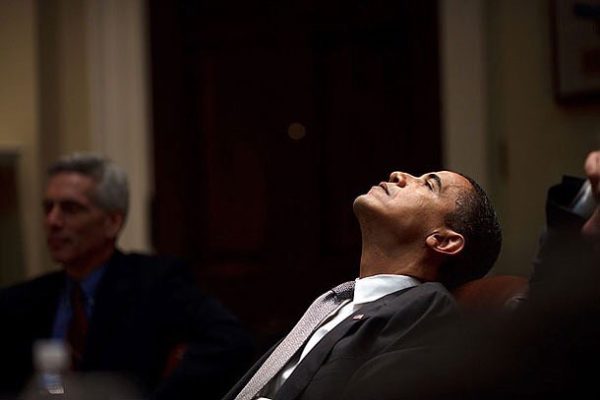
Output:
left=104, top=212, right=125, bottom=239
left=425, top=229, right=465, bottom=256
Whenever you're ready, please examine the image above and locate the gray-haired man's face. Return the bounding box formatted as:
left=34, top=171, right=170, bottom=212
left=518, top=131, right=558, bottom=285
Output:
left=42, top=172, right=118, bottom=270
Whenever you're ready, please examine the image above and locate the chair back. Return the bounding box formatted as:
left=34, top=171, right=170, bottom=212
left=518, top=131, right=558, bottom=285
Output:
left=452, top=275, right=529, bottom=312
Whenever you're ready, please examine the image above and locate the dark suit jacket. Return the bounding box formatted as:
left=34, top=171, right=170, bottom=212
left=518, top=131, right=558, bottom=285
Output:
left=223, top=282, right=464, bottom=400
left=507, top=175, right=600, bottom=399
left=528, top=175, right=598, bottom=301
left=0, top=250, right=254, bottom=400
left=432, top=175, right=600, bottom=400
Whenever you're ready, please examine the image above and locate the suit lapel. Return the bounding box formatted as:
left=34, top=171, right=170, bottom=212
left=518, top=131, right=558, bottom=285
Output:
left=38, top=273, right=66, bottom=337
left=275, top=312, right=369, bottom=400
left=82, top=250, right=134, bottom=366
left=274, top=287, right=413, bottom=400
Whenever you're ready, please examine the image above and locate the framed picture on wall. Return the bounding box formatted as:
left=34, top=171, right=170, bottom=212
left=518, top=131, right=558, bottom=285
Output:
left=552, top=0, right=600, bottom=103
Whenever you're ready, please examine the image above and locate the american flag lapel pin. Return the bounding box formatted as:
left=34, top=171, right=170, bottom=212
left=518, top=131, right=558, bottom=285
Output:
left=352, top=314, right=364, bottom=320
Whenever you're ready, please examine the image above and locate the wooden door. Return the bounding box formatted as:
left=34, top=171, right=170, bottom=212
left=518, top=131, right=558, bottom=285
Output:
left=149, top=0, right=441, bottom=352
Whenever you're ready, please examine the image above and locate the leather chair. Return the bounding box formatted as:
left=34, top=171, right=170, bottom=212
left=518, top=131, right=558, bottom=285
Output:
left=452, top=274, right=529, bottom=312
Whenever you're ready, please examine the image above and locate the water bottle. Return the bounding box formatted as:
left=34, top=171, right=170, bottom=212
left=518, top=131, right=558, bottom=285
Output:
left=21, top=340, right=143, bottom=400
left=21, top=340, right=69, bottom=399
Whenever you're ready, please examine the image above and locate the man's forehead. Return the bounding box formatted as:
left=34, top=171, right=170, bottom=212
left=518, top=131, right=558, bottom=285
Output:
left=47, top=172, right=96, bottom=187
left=45, top=172, right=97, bottom=198
left=433, top=171, right=473, bottom=195
left=437, top=170, right=470, bottom=184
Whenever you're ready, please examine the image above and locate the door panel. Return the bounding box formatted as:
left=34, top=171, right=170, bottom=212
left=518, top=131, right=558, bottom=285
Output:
left=149, top=0, right=441, bottom=352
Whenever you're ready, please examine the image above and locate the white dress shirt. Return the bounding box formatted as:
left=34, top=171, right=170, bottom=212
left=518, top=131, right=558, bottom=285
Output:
left=258, top=274, right=421, bottom=399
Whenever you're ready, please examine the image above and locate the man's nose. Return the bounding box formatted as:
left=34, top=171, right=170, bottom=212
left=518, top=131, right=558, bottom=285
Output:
left=45, top=205, right=63, bottom=227
left=389, top=171, right=411, bottom=187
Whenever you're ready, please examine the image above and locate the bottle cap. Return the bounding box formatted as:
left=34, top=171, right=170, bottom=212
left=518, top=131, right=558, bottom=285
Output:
left=33, top=339, right=69, bottom=372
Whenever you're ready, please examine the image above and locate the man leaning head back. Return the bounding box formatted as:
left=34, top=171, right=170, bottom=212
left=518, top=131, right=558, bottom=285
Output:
left=353, top=170, right=501, bottom=289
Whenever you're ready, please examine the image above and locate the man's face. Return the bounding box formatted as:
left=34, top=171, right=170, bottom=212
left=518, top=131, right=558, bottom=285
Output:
left=43, top=172, right=119, bottom=269
left=353, top=170, right=472, bottom=240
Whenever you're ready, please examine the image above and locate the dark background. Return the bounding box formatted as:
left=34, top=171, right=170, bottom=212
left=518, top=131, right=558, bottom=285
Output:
left=148, top=0, right=441, bottom=353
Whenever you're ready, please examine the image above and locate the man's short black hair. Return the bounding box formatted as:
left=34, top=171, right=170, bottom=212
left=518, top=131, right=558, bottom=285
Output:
left=439, top=173, right=502, bottom=289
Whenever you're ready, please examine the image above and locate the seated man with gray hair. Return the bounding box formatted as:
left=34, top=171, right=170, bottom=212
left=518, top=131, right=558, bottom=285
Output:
left=0, top=153, right=254, bottom=400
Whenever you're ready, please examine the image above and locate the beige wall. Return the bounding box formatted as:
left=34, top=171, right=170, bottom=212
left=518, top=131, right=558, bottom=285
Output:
left=2, top=0, right=598, bottom=283
left=0, top=0, right=151, bottom=283
left=38, top=0, right=92, bottom=158
left=442, top=0, right=599, bottom=277
left=0, top=0, right=46, bottom=279
left=486, top=0, right=599, bottom=276
left=440, top=0, right=489, bottom=188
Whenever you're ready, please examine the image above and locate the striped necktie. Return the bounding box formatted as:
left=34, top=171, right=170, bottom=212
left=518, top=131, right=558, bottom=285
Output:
left=67, top=282, right=88, bottom=370
left=235, top=281, right=355, bottom=400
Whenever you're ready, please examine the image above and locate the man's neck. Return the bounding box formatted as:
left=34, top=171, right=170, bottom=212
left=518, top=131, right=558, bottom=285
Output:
left=358, top=242, right=435, bottom=281
left=64, top=247, right=115, bottom=281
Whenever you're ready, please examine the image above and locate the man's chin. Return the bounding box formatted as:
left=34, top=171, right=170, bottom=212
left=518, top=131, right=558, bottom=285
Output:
left=48, top=250, right=74, bottom=265
left=352, top=195, right=369, bottom=215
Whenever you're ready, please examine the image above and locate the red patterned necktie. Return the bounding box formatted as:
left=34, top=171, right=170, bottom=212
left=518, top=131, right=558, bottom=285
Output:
left=67, top=282, right=88, bottom=370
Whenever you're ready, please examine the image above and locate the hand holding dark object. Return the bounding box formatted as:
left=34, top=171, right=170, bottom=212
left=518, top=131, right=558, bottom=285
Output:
left=582, top=150, right=600, bottom=238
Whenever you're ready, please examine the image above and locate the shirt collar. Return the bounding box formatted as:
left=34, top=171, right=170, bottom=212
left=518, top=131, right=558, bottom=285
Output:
left=67, top=264, right=107, bottom=303
left=353, top=274, right=421, bottom=305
